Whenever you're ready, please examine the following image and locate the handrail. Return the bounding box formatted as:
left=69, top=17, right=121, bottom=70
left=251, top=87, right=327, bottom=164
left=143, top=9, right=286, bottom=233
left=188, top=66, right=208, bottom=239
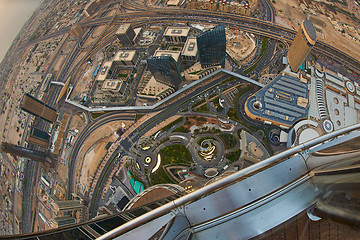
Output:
left=97, top=123, right=360, bottom=239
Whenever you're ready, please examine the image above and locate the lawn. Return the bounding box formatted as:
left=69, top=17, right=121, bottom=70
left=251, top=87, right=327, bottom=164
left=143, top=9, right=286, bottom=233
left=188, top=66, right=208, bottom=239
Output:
left=91, top=111, right=107, bottom=119
left=219, top=133, right=237, bottom=149
left=173, top=125, right=190, bottom=133
left=161, top=117, right=183, bottom=132
left=226, top=84, right=254, bottom=122
left=150, top=144, right=192, bottom=185
left=226, top=149, right=241, bottom=163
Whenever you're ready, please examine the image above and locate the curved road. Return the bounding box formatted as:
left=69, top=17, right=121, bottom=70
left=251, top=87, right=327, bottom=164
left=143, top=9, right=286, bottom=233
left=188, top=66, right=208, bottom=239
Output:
left=57, top=0, right=360, bottom=219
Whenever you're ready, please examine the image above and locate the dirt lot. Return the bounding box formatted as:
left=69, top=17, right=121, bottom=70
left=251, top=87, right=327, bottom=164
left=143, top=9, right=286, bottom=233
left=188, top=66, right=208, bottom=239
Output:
left=273, top=0, right=360, bottom=60
left=68, top=112, right=88, bottom=132
left=76, top=120, right=133, bottom=193
left=183, top=116, right=232, bottom=130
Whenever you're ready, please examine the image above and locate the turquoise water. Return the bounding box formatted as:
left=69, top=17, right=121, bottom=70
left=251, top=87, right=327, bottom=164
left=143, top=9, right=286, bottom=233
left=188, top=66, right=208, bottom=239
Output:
left=134, top=181, right=142, bottom=194
left=127, top=171, right=144, bottom=194
left=299, top=62, right=305, bottom=70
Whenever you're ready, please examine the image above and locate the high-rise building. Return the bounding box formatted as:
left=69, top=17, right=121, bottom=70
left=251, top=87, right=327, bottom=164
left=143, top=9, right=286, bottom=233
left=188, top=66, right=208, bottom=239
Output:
left=96, top=61, right=115, bottom=82
left=21, top=94, right=58, bottom=123
left=50, top=198, right=83, bottom=214
left=181, top=37, right=198, bottom=64
left=69, top=25, right=84, bottom=37
left=49, top=216, right=76, bottom=228
left=147, top=56, right=183, bottom=90
left=116, top=24, right=136, bottom=46
left=287, top=16, right=316, bottom=72
left=197, top=25, right=226, bottom=68
left=154, top=49, right=182, bottom=66
left=1, top=142, right=57, bottom=168
left=102, top=80, right=128, bottom=97
left=27, top=127, right=50, bottom=148
left=83, top=1, right=98, bottom=17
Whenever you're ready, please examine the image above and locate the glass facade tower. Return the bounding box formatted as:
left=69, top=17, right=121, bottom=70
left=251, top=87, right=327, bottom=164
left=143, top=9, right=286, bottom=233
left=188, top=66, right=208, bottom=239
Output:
left=147, top=56, right=182, bottom=90
left=196, top=25, right=226, bottom=68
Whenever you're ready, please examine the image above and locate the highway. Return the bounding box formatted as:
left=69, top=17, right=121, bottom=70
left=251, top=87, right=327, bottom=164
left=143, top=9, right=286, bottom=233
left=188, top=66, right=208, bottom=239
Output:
left=17, top=28, right=70, bottom=51
left=65, top=4, right=360, bottom=214
left=15, top=0, right=360, bottom=77
left=85, top=73, right=256, bottom=217
left=259, top=0, right=275, bottom=23
left=2, top=0, right=359, bottom=236
left=21, top=160, right=38, bottom=234
left=77, top=9, right=360, bottom=75
left=14, top=0, right=360, bottom=227
left=17, top=2, right=123, bottom=233
left=67, top=113, right=135, bottom=198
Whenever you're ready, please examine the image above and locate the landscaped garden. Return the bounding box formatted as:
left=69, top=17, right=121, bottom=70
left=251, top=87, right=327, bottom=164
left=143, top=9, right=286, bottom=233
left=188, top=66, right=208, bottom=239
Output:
left=150, top=144, right=192, bottom=185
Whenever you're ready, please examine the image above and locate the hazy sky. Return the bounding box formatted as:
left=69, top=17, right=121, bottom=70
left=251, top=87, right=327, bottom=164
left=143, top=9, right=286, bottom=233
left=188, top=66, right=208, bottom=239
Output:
left=0, top=0, right=43, bottom=62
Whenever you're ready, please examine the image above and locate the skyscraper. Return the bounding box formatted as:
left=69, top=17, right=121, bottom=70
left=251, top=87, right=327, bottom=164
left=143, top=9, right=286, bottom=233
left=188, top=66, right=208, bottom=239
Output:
left=287, top=16, right=317, bottom=72
left=116, top=23, right=136, bottom=46
left=27, top=127, right=50, bottom=148
left=147, top=56, right=183, bottom=90
left=69, top=24, right=84, bottom=37
left=21, top=94, right=58, bottom=123
left=50, top=198, right=83, bottom=214
left=196, top=25, right=226, bottom=68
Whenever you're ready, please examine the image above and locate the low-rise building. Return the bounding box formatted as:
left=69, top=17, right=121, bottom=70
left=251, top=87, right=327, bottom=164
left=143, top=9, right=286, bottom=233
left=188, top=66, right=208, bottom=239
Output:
left=186, top=0, right=255, bottom=15
left=166, top=0, right=181, bottom=6
left=244, top=72, right=309, bottom=128
left=164, top=27, right=190, bottom=43
left=102, top=79, right=128, bottom=96
left=114, top=50, right=139, bottom=67
left=96, top=61, right=114, bottom=82
left=187, top=0, right=198, bottom=9
left=181, top=37, right=198, bottom=64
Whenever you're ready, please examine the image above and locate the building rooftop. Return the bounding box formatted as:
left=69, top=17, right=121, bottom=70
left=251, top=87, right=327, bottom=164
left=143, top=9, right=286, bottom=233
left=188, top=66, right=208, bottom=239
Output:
left=116, top=23, right=132, bottom=34
left=114, top=50, right=137, bottom=61
left=167, top=0, right=180, bottom=5
left=85, top=1, right=98, bottom=11
left=240, top=130, right=270, bottom=163
left=245, top=73, right=309, bottom=127
left=302, top=17, right=316, bottom=43
left=182, top=37, right=198, bottom=57
left=154, top=50, right=181, bottom=62
left=164, top=27, right=190, bottom=37
left=134, top=27, right=142, bottom=39
left=96, top=61, right=113, bottom=81
left=102, top=79, right=123, bottom=91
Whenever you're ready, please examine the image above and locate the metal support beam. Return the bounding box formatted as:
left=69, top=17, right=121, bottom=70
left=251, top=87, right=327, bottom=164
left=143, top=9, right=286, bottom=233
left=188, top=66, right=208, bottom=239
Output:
left=314, top=202, right=360, bottom=230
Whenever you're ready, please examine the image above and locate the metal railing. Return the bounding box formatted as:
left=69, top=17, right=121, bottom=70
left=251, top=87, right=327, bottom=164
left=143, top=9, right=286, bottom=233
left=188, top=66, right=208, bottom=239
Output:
left=97, top=123, right=360, bottom=239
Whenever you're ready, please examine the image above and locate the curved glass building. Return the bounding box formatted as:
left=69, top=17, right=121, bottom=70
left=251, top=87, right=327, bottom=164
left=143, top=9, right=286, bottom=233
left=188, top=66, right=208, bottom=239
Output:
left=197, top=25, right=226, bottom=68
left=147, top=56, right=183, bottom=90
